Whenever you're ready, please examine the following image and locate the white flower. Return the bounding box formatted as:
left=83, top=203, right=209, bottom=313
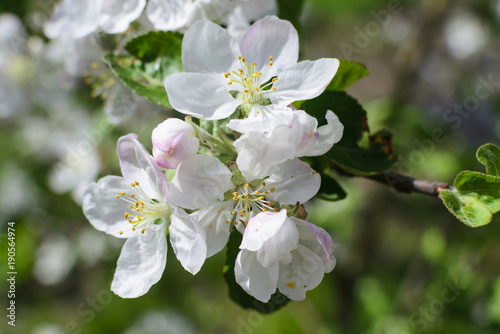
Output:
left=235, top=210, right=336, bottom=302
left=164, top=15, right=339, bottom=120
left=44, top=0, right=146, bottom=40
left=83, top=134, right=207, bottom=298
left=152, top=118, right=199, bottom=169
left=167, top=154, right=320, bottom=257
left=230, top=107, right=344, bottom=172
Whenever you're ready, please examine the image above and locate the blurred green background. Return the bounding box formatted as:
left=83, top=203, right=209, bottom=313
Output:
left=1, top=0, right=500, bottom=333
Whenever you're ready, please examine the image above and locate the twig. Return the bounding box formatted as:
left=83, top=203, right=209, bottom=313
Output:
left=332, top=165, right=453, bottom=197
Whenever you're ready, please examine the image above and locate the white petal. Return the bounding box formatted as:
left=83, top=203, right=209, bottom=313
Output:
left=191, top=201, right=233, bottom=257
left=165, top=72, right=242, bottom=120
left=169, top=208, right=207, bottom=274
left=241, top=210, right=299, bottom=267
left=277, top=244, right=325, bottom=301
left=99, top=0, right=146, bottom=34
left=82, top=176, right=136, bottom=239
left=290, top=110, right=320, bottom=157
left=293, top=218, right=336, bottom=273
left=305, top=110, right=344, bottom=156
left=265, top=158, right=321, bottom=205
left=182, top=20, right=240, bottom=73
left=240, top=15, right=298, bottom=78
left=146, top=0, right=195, bottom=31
left=234, top=127, right=296, bottom=181
left=111, top=223, right=167, bottom=298
left=227, top=105, right=293, bottom=134
left=265, top=58, right=340, bottom=105
left=117, top=134, right=168, bottom=199
left=235, top=250, right=279, bottom=302
left=167, top=154, right=233, bottom=210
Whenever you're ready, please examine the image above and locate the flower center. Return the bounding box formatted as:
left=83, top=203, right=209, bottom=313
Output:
left=115, top=181, right=172, bottom=235
left=227, top=182, right=278, bottom=226
left=224, top=56, right=278, bottom=109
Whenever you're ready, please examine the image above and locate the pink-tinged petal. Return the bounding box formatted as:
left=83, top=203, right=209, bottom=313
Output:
left=191, top=201, right=233, bottom=257
left=265, top=158, right=321, bottom=205
left=235, top=250, right=279, bottom=302
left=240, top=15, right=298, bottom=78
left=152, top=118, right=199, bottom=169
left=182, top=20, right=240, bottom=73
left=111, top=223, right=167, bottom=298
left=165, top=72, right=242, bottom=120
left=99, top=0, right=146, bottom=34
left=167, top=154, right=233, bottom=210
left=117, top=134, right=168, bottom=199
left=83, top=175, right=137, bottom=239
left=290, top=110, right=320, bottom=157
left=234, top=127, right=295, bottom=181
left=146, top=0, right=196, bottom=31
left=265, top=58, right=340, bottom=105
left=292, top=218, right=336, bottom=273
left=276, top=244, right=325, bottom=301
left=305, top=110, right=344, bottom=156
left=242, top=210, right=299, bottom=267
left=169, top=208, right=207, bottom=274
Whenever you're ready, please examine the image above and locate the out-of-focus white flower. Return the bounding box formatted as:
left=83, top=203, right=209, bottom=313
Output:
left=123, top=309, right=197, bottom=334
left=152, top=118, right=200, bottom=169
left=48, top=146, right=101, bottom=204
left=165, top=16, right=339, bottom=120
left=33, top=234, right=77, bottom=285
left=44, top=0, right=147, bottom=40
left=444, top=11, right=488, bottom=59
left=146, top=0, right=276, bottom=36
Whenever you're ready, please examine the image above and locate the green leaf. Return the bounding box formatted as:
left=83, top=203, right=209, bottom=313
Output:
left=440, top=190, right=492, bottom=227
left=454, top=171, right=500, bottom=214
left=277, top=0, right=305, bottom=35
left=318, top=173, right=347, bottom=201
left=223, top=230, right=290, bottom=314
left=477, top=143, right=500, bottom=176
left=302, top=91, right=397, bottom=175
left=326, top=59, right=369, bottom=91
left=103, top=31, right=184, bottom=108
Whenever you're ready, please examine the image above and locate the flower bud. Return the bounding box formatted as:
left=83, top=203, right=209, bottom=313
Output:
left=152, top=118, right=199, bottom=169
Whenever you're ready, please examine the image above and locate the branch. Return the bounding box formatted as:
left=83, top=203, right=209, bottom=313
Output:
left=332, top=165, right=453, bottom=197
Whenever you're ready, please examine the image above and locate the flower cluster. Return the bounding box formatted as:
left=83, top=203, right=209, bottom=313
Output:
left=83, top=15, right=343, bottom=302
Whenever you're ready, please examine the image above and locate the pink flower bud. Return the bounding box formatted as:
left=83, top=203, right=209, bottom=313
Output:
left=152, top=118, right=199, bottom=169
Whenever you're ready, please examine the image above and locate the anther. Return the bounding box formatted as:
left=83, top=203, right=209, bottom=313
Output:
left=272, top=78, right=278, bottom=82
left=244, top=184, right=249, bottom=189
left=270, top=188, right=275, bottom=192
left=141, top=228, right=146, bottom=234
left=119, top=231, right=123, bottom=235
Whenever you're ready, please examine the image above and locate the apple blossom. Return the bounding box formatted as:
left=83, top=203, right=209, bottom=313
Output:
left=83, top=134, right=207, bottom=298
left=164, top=15, right=339, bottom=120
left=167, top=154, right=320, bottom=257
left=152, top=118, right=200, bottom=169
left=230, top=106, right=344, bottom=164
left=235, top=210, right=336, bottom=302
